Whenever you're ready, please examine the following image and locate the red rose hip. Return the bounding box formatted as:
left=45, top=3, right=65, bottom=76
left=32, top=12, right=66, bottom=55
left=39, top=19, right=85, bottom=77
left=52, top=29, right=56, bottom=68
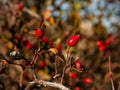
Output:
left=83, top=77, right=92, bottom=85
left=74, top=60, right=82, bottom=69
left=25, top=42, right=32, bottom=49
left=67, top=35, right=80, bottom=47
left=70, top=72, right=78, bottom=79
left=74, top=87, right=81, bottom=90
left=96, top=40, right=103, bottom=46
left=39, top=61, right=46, bottom=69
left=35, top=29, right=44, bottom=39
left=18, top=4, right=24, bottom=11
left=56, top=45, right=62, bottom=51
left=42, top=36, right=49, bottom=43
left=99, top=45, right=106, bottom=52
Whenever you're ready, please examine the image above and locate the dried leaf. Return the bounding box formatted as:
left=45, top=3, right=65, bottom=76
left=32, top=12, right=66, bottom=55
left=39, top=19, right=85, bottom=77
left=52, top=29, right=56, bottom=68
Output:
left=49, top=48, right=58, bottom=55
left=42, top=10, right=51, bottom=20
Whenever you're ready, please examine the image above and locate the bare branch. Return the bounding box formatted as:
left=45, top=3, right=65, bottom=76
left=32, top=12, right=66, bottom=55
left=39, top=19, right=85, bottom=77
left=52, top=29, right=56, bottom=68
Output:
left=25, top=80, right=70, bottom=90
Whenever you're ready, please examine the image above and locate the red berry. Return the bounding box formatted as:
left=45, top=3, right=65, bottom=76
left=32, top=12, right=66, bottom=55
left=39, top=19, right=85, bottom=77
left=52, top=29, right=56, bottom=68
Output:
left=67, top=35, right=80, bottom=47
left=35, top=29, right=44, bottom=39
left=23, top=71, right=30, bottom=80
left=42, top=36, right=49, bottom=43
left=74, top=87, right=81, bottom=90
left=70, top=72, right=78, bottom=79
left=56, top=45, right=62, bottom=51
left=25, top=42, right=32, bottom=49
left=96, top=40, right=103, bottom=46
left=83, top=77, right=92, bottom=85
left=109, top=36, right=115, bottom=43
left=49, top=42, right=54, bottom=48
left=99, top=45, right=106, bottom=52
left=39, top=61, right=46, bottom=69
left=105, top=36, right=115, bottom=46
left=15, top=36, right=21, bottom=42
left=74, top=60, right=82, bottom=69
left=18, top=4, right=23, bottom=11
left=105, top=39, right=111, bottom=46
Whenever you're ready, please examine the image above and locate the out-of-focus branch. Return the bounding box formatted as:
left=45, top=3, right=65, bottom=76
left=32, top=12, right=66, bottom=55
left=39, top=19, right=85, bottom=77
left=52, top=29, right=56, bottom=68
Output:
left=108, top=56, right=115, bottom=90
left=25, top=79, right=70, bottom=90
left=23, top=7, right=41, bottom=19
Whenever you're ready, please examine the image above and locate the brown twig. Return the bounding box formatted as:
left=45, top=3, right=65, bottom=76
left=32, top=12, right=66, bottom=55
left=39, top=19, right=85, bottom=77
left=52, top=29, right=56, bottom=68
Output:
left=108, top=56, right=115, bottom=90
left=60, top=46, right=71, bottom=84
left=51, top=0, right=66, bottom=12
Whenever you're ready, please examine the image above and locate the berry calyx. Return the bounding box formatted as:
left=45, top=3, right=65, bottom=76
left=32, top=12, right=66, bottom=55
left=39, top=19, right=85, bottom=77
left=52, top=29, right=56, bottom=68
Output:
left=83, top=77, right=92, bottom=85
left=35, top=29, right=44, bottom=39
left=67, top=35, right=80, bottom=47
left=18, top=4, right=24, bottom=11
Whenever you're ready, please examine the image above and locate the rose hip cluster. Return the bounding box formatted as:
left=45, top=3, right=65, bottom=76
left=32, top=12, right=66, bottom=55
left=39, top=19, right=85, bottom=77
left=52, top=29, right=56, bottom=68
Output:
left=96, top=35, right=115, bottom=52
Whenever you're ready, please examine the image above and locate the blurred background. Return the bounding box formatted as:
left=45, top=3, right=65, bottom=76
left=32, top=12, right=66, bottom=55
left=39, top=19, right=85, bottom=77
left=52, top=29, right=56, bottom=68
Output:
left=0, top=0, right=120, bottom=90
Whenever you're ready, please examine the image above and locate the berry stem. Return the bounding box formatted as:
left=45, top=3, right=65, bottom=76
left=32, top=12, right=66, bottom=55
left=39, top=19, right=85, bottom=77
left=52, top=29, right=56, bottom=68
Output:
left=60, top=65, right=68, bottom=84
left=66, top=46, right=71, bottom=63
left=38, top=39, right=41, bottom=51
left=60, top=46, right=71, bottom=84
left=40, top=19, right=44, bottom=28
left=55, top=56, right=58, bottom=75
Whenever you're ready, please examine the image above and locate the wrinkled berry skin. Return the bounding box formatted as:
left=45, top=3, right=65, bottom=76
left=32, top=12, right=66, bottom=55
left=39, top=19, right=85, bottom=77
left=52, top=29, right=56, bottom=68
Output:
left=67, top=35, right=80, bottom=47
